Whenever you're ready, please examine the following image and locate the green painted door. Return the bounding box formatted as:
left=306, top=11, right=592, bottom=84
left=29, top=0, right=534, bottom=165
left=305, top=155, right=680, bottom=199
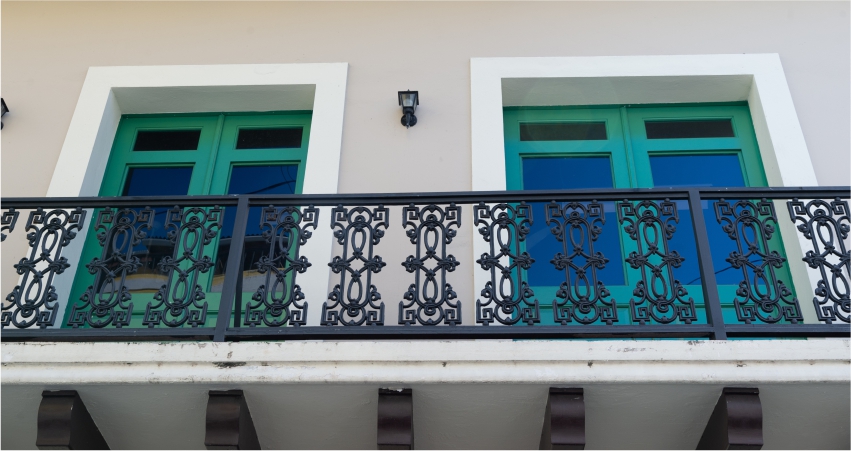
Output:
left=65, top=111, right=311, bottom=328
left=504, top=104, right=794, bottom=326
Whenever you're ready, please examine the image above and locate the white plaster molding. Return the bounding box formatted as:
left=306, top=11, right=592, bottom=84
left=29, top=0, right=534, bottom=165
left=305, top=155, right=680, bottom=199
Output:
left=2, top=340, right=848, bottom=385
left=470, top=54, right=822, bottom=321
left=46, top=63, right=348, bottom=325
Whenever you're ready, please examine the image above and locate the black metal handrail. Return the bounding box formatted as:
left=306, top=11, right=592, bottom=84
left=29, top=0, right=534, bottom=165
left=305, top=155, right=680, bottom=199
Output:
left=2, top=186, right=849, bottom=342
left=2, top=186, right=847, bottom=208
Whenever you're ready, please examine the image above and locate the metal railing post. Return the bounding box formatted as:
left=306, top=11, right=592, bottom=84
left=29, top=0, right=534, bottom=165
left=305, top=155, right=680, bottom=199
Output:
left=214, top=196, right=250, bottom=342
left=687, top=190, right=727, bottom=340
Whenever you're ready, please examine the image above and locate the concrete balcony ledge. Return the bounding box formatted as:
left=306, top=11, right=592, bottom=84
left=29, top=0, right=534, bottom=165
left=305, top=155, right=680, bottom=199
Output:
left=3, top=339, right=849, bottom=385
left=3, top=339, right=849, bottom=449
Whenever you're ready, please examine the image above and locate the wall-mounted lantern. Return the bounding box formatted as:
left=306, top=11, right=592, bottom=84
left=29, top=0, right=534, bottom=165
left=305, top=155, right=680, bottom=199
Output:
left=1, top=98, right=8, bottom=130
left=398, top=91, right=419, bottom=128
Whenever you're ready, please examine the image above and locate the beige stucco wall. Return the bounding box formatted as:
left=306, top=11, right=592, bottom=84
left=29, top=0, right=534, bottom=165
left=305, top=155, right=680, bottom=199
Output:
left=2, top=1, right=850, bottom=196
left=2, top=1, right=849, bottom=313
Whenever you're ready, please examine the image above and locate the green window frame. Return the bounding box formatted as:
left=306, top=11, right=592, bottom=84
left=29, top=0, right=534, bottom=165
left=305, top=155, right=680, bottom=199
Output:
left=503, top=103, right=794, bottom=326
left=65, top=111, right=312, bottom=328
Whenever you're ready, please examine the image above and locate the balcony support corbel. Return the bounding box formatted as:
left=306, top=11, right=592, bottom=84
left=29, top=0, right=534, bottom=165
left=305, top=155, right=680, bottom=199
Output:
left=378, top=388, right=414, bottom=450
left=205, top=390, right=260, bottom=450
left=540, top=387, right=585, bottom=450
left=36, top=390, right=109, bottom=450
left=697, top=387, right=763, bottom=450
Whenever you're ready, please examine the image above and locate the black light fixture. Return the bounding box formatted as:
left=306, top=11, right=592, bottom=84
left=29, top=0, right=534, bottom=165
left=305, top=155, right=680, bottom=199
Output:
left=398, top=91, right=418, bottom=128
left=1, top=98, right=7, bottom=130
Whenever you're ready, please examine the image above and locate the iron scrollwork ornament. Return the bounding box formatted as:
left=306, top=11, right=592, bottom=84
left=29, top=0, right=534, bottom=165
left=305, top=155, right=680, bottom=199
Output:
left=68, top=207, right=153, bottom=328
left=788, top=198, right=850, bottom=323
left=144, top=206, right=222, bottom=328
left=400, top=204, right=463, bottom=325
left=244, top=205, right=318, bottom=327
left=547, top=201, right=617, bottom=325
left=1, top=208, right=19, bottom=241
left=716, top=199, right=802, bottom=324
left=323, top=205, right=388, bottom=326
left=474, top=202, right=539, bottom=325
left=618, top=199, right=696, bottom=324
left=3, top=208, right=86, bottom=329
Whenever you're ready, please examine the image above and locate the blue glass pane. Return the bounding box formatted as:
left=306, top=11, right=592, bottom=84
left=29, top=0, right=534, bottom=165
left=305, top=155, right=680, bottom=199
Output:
left=522, top=157, right=624, bottom=286
left=522, top=157, right=613, bottom=190
left=226, top=165, right=299, bottom=195
left=119, top=167, right=193, bottom=294
left=122, top=167, right=192, bottom=196
left=650, top=154, right=745, bottom=188
left=650, top=154, right=748, bottom=286
left=213, top=165, right=299, bottom=293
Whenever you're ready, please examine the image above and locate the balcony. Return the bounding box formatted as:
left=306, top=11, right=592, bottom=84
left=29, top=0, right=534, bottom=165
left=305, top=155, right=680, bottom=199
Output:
left=1, top=187, right=849, bottom=341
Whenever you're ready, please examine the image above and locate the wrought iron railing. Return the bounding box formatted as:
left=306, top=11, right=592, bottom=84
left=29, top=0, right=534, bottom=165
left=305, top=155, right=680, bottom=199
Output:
left=1, top=187, right=849, bottom=341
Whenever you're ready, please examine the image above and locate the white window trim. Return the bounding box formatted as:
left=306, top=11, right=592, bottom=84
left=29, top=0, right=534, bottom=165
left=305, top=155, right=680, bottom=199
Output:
left=46, top=63, right=348, bottom=325
left=469, top=54, right=821, bottom=322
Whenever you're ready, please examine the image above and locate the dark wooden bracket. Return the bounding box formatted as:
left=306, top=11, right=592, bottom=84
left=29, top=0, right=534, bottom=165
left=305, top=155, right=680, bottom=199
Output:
left=36, top=390, right=109, bottom=450
left=205, top=390, right=260, bottom=450
left=540, top=387, right=585, bottom=450
left=378, top=388, right=414, bottom=450
left=697, top=387, right=763, bottom=450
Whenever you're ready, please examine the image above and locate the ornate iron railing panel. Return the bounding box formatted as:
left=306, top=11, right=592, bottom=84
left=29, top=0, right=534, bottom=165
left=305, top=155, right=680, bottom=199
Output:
left=68, top=207, right=154, bottom=329
left=245, top=205, right=318, bottom=327
left=474, top=202, right=539, bottom=325
left=143, top=206, right=222, bottom=328
left=618, top=199, right=697, bottom=325
left=715, top=199, right=802, bottom=324
left=546, top=201, right=616, bottom=326
left=788, top=198, right=850, bottom=324
left=399, top=204, right=462, bottom=325
left=1, top=187, right=849, bottom=341
left=3, top=208, right=85, bottom=329
left=322, top=205, right=388, bottom=326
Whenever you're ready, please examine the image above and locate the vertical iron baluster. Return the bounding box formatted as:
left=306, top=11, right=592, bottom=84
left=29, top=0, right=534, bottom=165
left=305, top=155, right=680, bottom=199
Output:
left=687, top=190, right=727, bottom=340
left=234, top=250, right=245, bottom=328
left=214, top=196, right=250, bottom=342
